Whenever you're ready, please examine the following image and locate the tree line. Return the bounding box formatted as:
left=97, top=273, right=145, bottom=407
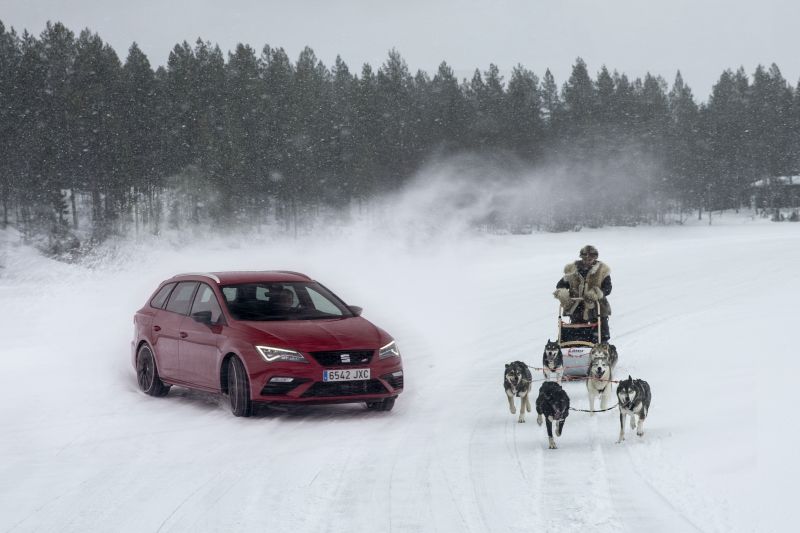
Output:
left=1, top=21, right=799, bottom=255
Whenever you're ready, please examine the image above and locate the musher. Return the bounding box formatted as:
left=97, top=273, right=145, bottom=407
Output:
left=553, top=244, right=612, bottom=342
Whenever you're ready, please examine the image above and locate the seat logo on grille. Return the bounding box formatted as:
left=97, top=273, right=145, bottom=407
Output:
left=340, top=353, right=351, bottom=363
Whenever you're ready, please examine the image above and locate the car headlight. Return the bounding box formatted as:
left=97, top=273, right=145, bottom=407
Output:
left=379, top=341, right=400, bottom=359
left=256, top=345, right=308, bottom=363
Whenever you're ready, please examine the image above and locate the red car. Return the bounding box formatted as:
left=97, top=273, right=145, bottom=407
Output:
left=132, top=271, right=403, bottom=416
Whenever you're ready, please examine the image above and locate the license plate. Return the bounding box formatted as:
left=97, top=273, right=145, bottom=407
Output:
left=323, top=368, right=370, bottom=382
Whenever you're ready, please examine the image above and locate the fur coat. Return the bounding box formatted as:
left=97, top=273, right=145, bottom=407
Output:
left=554, top=261, right=611, bottom=320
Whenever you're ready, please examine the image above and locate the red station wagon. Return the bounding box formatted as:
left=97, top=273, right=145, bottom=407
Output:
left=132, top=271, right=403, bottom=416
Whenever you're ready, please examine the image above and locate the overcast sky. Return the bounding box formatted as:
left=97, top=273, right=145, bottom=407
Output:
left=2, top=0, right=798, bottom=101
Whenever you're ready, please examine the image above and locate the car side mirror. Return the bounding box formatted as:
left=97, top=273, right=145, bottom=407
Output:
left=348, top=305, right=363, bottom=317
left=191, top=310, right=213, bottom=325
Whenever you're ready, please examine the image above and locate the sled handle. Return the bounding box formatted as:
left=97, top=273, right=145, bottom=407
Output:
left=597, top=313, right=602, bottom=343
left=557, top=305, right=563, bottom=343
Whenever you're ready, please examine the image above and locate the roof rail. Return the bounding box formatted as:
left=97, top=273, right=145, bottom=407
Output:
left=173, top=272, right=221, bottom=283
left=272, top=270, right=312, bottom=280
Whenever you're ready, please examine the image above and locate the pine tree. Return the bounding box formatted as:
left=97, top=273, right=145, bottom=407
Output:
left=409, top=69, right=432, bottom=166
left=14, top=30, right=48, bottom=239
left=262, top=45, right=294, bottom=205
left=376, top=49, right=414, bottom=188
left=121, top=42, right=162, bottom=233
left=792, top=79, right=800, bottom=177
left=612, top=71, right=636, bottom=129
left=705, top=68, right=751, bottom=209
left=540, top=69, right=561, bottom=126
left=72, top=29, right=124, bottom=241
left=466, top=64, right=505, bottom=149
left=290, top=46, right=331, bottom=214
left=329, top=55, right=356, bottom=204
left=223, top=43, right=267, bottom=221
left=505, top=64, right=542, bottom=159
left=595, top=66, right=615, bottom=125
left=37, top=22, right=77, bottom=242
left=430, top=61, right=469, bottom=151
left=749, top=64, right=793, bottom=179
left=352, top=63, right=381, bottom=199
left=667, top=71, right=701, bottom=213
left=163, top=41, right=197, bottom=175
left=0, top=22, right=21, bottom=228
left=562, top=57, right=596, bottom=130
left=192, top=40, right=226, bottom=195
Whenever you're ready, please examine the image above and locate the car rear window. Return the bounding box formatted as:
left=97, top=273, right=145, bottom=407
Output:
left=164, top=281, right=199, bottom=315
left=150, top=283, right=175, bottom=309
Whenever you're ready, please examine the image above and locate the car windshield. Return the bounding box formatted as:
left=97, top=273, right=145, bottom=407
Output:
left=220, top=281, right=355, bottom=321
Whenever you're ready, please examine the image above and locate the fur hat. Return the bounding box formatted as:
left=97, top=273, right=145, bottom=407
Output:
left=579, top=245, right=598, bottom=258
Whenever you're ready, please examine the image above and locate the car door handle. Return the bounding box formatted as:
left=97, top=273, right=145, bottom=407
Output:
left=180, top=332, right=188, bottom=338
left=153, top=325, right=161, bottom=332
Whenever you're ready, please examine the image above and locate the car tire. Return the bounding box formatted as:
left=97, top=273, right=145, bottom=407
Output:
left=380, top=397, right=396, bottom=411
left=227, top=356, right=253, bottom=417
left=136, top=344, right=170, bottom=397
left=366, top=397, right=395, bottom=411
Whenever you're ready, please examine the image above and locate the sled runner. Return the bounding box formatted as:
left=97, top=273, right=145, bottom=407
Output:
left=557, top=299, right=602, bottom=378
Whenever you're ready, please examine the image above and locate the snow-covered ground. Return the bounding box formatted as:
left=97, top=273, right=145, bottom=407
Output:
left=0, top=211, right=795, bottom=533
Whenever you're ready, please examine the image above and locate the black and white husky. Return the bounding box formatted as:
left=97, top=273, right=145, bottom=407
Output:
left=536, top=381, right=570, bottom=449
left=542, top=339, right=564, bottom=384
left=504, top=361, right=532, bottom=423
left=586, top=353, right=613, bottom=415
left=616, top=375, right=652, bottom=443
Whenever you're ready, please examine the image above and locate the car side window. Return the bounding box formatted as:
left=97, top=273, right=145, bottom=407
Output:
left=256, top=286, right=271, bottom=300
left=190, top=283, right=223, bottom=324
left=222, top=287, right=237, bottom=303
left=164, top=281, right=199, bottom=315
left=150, top=283, right=176, bottom=309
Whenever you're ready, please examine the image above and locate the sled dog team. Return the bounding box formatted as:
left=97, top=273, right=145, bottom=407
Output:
left=504, top=341, right=651, bottom=449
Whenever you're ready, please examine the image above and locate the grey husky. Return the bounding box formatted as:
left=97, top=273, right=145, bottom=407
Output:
left=589, top=342, right=618, bottom=369
left=616, top=375, right=652, bottom=443
left=586, top=354, right=613, bottom=415
left=542, top=339, right=564, bottom=383
left=504, top=361, right=532, bottom=423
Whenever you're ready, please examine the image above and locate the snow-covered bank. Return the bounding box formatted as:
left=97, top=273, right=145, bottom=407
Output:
left=0, top=213, right=795, bottom=532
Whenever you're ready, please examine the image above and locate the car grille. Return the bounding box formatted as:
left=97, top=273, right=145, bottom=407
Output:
left=381, top=372, right=404, bottom=390
left=301, top=379, right=387, bottom=398
left=261, top=378, right=311, bottom=396
left=308, top=349, right=374, bottom=367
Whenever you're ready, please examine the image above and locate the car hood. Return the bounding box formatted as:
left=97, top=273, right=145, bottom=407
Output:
left=236, top=317, right=389, bottom=352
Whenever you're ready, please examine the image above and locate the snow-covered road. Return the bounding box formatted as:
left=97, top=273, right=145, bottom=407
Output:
left=0, top=214, right=793, bottom=532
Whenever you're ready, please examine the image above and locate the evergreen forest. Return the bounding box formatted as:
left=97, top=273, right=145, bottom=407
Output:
left=1, top=21, right=799, bottom=256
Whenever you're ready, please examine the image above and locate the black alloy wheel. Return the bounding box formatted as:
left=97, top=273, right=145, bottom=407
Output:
left=227, top=357, right=253, bottom=417
left=136, top=345, right=170, bottom=397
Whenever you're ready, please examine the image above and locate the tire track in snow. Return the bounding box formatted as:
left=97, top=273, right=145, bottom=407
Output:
left=467, top=413, right=499, bottom=533
left=534, top=387, right=620, bottom=533
left=465, top=402, right=548, bottom=533
left=601, top=440, right=707, bottom=532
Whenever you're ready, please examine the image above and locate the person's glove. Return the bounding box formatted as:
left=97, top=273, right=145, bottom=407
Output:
left=584, top=287, right=604, bottom=302
left=553, top=288, right=572, bottom=308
